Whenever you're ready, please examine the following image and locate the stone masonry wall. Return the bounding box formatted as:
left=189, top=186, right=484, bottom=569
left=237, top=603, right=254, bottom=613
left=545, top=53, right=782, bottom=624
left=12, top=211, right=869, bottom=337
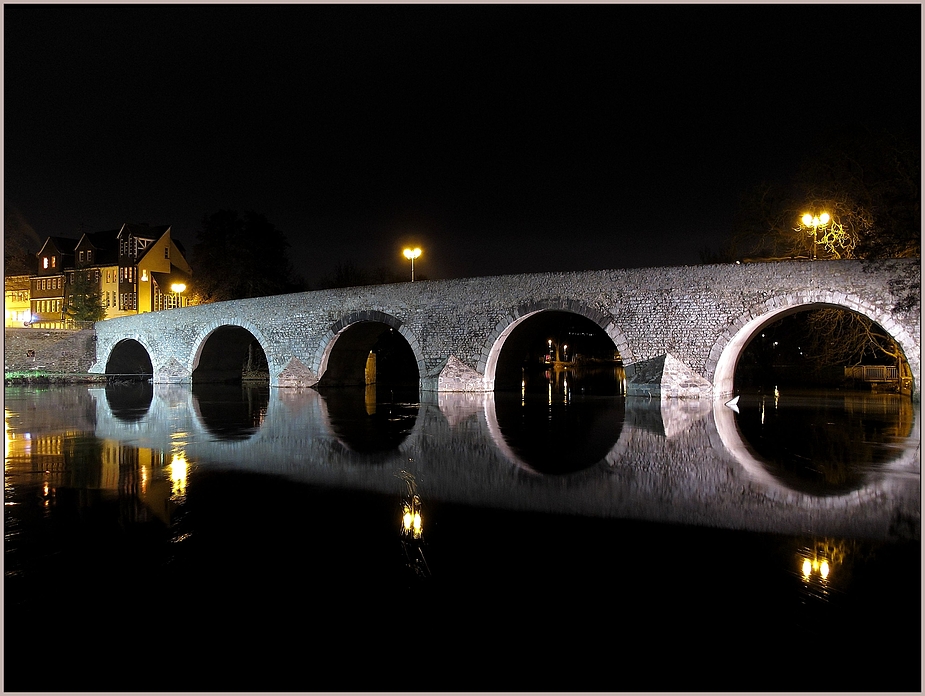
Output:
left=4, top=328, right=97, bottom=374
left=89, top=258, right=921, bottom=398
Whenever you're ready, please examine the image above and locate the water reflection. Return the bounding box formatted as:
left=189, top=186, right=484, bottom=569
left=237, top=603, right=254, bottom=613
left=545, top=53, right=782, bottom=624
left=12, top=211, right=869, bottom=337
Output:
left=491, top=391, right=625, bottom=474
left=4, top=398, right=183, bottom=546
left=4, top=383, right=921, bottom=693
left=796, top=537, right=854, bottom=602
left=398, top=469, right=430, bottom=578
left=317, top=385, right=419, bottom=457
left=7, top=384, right=921, bottom=542
left=732, top=389, right=916, bottom=496
left=105, top=381, right=153, bottom=422
left=487, top=365, right=626, bottom=474
left=190, top=383, right=269, bottom=441
left=520, top=363, right=625, bottom=398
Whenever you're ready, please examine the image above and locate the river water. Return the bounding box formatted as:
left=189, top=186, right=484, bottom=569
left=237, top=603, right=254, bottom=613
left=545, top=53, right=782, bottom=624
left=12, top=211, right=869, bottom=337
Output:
left=4, top=381, right=921, bottom=692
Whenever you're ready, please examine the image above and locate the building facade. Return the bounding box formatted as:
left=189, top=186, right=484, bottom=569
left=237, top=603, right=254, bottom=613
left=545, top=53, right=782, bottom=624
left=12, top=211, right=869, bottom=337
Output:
left=17, top=223, right=193, bottom=328
left=4, top=275, right=32, bottom=327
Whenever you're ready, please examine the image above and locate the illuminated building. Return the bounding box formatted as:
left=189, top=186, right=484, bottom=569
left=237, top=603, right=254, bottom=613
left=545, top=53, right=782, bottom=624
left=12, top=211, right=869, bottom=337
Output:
left=26, top=222, right=194, bottom=328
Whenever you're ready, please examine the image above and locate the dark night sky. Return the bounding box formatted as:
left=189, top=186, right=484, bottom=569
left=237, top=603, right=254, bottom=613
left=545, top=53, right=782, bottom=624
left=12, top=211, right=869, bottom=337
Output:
left=4, top=3, right=921, bottom=284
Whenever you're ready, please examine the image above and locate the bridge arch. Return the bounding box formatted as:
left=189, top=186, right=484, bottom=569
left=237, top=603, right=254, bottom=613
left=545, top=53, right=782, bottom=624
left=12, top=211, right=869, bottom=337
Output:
left=478, top=298, right=634, bottom=391
left=190, top=320, right=274, bottom=384
left=104, top=336, right=155, bottom=379
left=314, top=310, right=424, bottom=388
left=707, top=292, right=919, bottom=400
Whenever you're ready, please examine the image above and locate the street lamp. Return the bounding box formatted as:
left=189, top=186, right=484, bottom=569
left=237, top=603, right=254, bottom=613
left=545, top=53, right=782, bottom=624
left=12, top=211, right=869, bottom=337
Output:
left=800, top=212, right=830, bottom=260
left=170, top=282, right=186, bottom=309
left=403, top=247, right=422, bottom=282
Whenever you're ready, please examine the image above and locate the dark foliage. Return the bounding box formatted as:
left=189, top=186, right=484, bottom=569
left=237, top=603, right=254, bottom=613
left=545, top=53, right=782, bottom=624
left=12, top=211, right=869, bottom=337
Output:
left=315, top=261, right=416, bottom=290
left=4, top=205, right=42, bottom=276
left=191, top=210, right=305, bottom=302
left=726, top=130, right=920, bottom=262
left=66, top=270, right=106, bottom=322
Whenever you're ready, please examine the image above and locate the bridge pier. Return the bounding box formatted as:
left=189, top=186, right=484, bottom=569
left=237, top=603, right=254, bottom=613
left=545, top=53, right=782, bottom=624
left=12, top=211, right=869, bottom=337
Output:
left=624, top=353, right=714, bottom=400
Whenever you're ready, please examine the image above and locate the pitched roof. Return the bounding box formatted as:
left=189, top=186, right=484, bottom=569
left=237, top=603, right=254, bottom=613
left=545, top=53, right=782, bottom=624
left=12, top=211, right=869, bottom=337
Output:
left=36, top=236, right=79, bottom=256
left=77, top=228, right=120, bottom=265
left=81, top=228, right=120, bottom=249
left=151, top=269, right=191, bottom=288
left=118, top=222, right=170, bottom=241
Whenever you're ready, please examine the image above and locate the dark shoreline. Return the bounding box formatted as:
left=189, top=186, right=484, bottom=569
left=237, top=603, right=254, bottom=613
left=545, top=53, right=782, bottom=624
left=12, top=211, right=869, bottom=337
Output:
left=4, top=373, right=110, bottom=386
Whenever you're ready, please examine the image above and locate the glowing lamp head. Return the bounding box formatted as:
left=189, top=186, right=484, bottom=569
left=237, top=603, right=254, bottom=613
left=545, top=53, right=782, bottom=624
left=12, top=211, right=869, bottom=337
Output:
left=819, top=213, right=830, bottom=225
left=801, top=213, right=813, bottom=227
left=403, top=247, right=422, bottom=261
left=170, top=283, right=186, bottom=293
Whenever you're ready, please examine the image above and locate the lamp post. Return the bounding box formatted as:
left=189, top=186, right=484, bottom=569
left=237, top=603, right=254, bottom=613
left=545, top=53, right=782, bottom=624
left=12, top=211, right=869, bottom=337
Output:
left=403, top=247, right=422, bottom=282
left=800, top=212, right=830, bottom=261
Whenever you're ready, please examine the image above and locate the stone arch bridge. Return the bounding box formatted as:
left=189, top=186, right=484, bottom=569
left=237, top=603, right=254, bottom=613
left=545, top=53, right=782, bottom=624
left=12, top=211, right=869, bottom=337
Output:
left=90, top=258, right=921, bottom=400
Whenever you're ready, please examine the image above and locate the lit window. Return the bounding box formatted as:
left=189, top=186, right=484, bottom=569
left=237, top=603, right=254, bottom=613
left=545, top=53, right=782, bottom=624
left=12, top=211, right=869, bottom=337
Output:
left=43, top=257, right=48, bottom=269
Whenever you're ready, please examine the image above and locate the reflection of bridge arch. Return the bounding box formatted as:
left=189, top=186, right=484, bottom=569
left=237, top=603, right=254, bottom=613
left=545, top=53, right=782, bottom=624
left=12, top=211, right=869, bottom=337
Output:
left=708, top=293, right=919, bottom=400
left=314, top=310, right=424, bottom=388
left=483, top=391, right=628, bottom=475
left=190, top=383, right=270, bottom=441
left=315, top=387, right=420, bottom=456
left=479, top=299, right=633, bottom=391
left=105, top=381, right=154, bottom=422
left=711, top=398, right=921, bottom=505
left=191, top=321, right=273, bottom=384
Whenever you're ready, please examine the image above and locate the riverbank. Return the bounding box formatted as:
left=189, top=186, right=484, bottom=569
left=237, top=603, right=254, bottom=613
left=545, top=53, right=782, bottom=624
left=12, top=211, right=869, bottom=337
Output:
left=4, top=371, right=109, bottom=386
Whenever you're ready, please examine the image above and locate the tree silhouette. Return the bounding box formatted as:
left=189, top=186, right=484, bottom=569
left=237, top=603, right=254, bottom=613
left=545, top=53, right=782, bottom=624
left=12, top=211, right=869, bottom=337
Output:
left=191, top=210, right=304, bottom=302
left=725, top=130, right=919, bottom=262
left=315, top=261, right=409, bottom=289
left=4, top=205, right=42, bottom=276
left=66, top=270, right=106, bottom=322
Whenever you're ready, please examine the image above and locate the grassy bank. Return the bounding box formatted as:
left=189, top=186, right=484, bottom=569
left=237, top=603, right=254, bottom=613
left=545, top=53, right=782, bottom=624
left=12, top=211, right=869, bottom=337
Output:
left=4, top=371, right=109, bottom=386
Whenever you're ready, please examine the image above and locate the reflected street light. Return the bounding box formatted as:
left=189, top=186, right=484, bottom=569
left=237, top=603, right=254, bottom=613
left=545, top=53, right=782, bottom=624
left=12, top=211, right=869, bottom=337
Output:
left=403, top=247, right=422, bottom=282
left=800, top=212, right=830, bottom=261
